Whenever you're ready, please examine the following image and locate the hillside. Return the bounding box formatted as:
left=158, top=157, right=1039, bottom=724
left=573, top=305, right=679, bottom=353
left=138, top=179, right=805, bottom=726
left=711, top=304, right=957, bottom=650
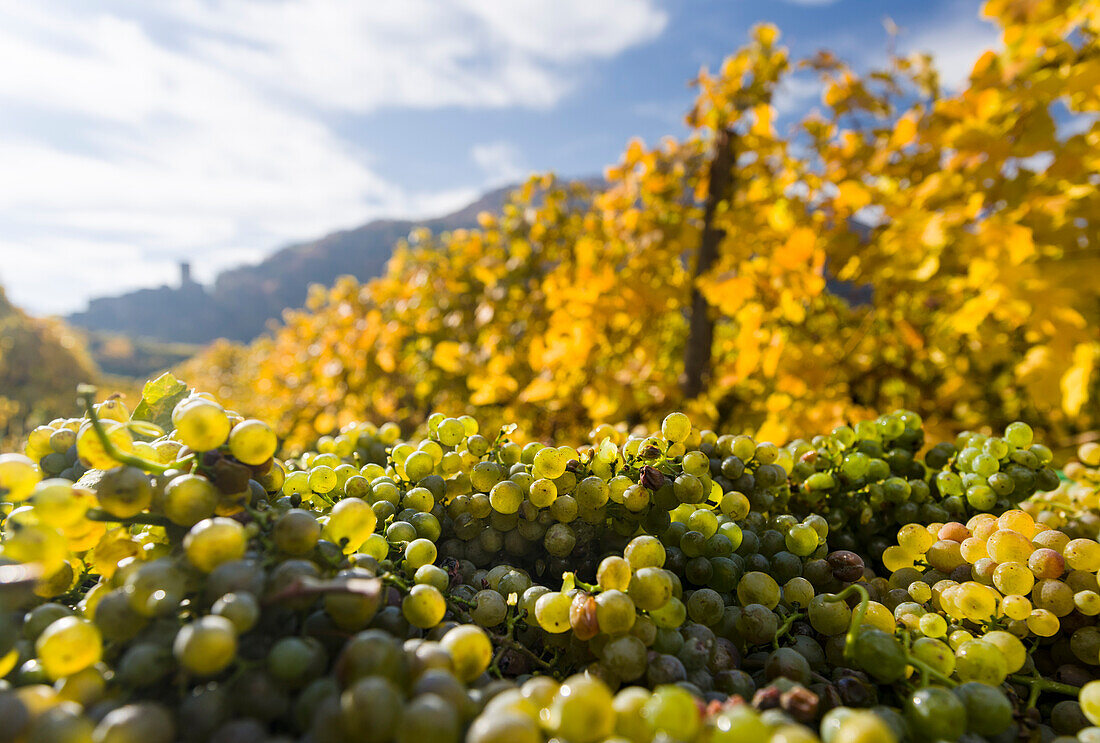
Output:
left=0, top=287, right=98, bottom=445
left=67, top=184, right=521, bottom=345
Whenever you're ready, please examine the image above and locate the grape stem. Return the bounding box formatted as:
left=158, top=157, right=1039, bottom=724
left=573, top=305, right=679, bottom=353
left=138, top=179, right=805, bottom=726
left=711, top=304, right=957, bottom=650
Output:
left=447, top=594, right=477, bottom=610
left=488, top=644, right=507, bottom=678
left=908, top=656, right=956, bottom=688
left=572, top=575, right=599, bottom=593
left=243, top=503, right=271, bottom=525
left=821, top=583, right=869, bottom=661
left=489, top=632, right=556, bottom=673
left=443, top=589, right=555, bottom=675
left=84, top=508, right=175, bottom=528
left=77, top=385, right=171, bottom=475
left=773, top=611, right=803, bottom=649
left=822, top=582, right=957, bottom=687
left=381, top=572, right=410, bottom=591
left=1011, top=673, right=1081, bottom=708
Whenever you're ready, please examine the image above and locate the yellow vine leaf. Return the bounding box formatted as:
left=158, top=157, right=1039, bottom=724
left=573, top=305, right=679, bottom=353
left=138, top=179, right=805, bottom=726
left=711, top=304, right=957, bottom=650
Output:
left=836, top=180, right=871, bottom=211
left=912, top=254, right=939, bottom=281
left=432, top=341, right=465, bottom=374
left=767, top=200, right=794, bottom=232
left=1062, top=343, right=1097, bottom=417
left=703, top=274, right=752, bottom=316
left=776, top=228, right=816, bottom=270
left=520, top=377, right=558, bottom=404
left=751, top=104, right=774, bottom=137
left=921, top=214, right=947, bottom=249
left=174, top=11, right=1099, bottom=450
left=1005, top=225, right=1034, bottom=265
left=890, top=113, right=919, bottom=148
left=755, top=23, right=780, bottom=47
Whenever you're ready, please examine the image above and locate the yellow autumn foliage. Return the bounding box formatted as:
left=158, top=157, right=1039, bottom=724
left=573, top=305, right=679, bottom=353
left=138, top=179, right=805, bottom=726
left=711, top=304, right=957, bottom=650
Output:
left=184, top=2, right=1099, bottom=454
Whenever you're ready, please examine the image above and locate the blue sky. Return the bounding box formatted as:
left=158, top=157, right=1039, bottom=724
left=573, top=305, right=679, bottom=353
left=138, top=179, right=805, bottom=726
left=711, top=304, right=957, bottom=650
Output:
left=0, top=0, right=1000, bottom=316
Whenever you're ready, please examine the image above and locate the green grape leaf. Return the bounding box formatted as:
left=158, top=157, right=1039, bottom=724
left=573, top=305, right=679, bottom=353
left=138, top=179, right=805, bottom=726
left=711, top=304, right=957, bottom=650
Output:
left=131, top=372, right=189, bottom=433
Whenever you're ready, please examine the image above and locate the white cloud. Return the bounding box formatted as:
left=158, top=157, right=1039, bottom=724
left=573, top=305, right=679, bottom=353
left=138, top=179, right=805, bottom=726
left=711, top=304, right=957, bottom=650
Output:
left=0, top=235, right=182, bottom=316
left=472, top=142, right=528, bottom=186
left=0, top=1, right=667, bottom=315
left=900, top=2, right=1002, bottom=91
left=774, top=73, right=823, bottom=118
left=134, top=0, right=666, bottom=112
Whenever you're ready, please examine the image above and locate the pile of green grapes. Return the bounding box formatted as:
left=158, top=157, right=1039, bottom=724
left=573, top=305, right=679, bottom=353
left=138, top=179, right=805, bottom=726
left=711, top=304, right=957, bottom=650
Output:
left=0, top=374, right=1098, bottom=743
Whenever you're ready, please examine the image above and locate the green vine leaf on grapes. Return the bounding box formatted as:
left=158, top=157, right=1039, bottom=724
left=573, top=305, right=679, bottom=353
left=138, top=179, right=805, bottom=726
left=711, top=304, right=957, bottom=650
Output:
left=131, top=372, right=190, bottom=432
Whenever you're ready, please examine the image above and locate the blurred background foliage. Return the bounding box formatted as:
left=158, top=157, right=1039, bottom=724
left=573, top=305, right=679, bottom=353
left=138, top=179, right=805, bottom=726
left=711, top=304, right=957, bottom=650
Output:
left=8, top=0, right=1099, bottom=458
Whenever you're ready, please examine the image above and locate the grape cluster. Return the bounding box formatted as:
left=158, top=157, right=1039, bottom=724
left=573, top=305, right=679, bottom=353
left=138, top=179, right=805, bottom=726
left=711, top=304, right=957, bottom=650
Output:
left=885, top=509, right=1100, bottom=643
left=0, top=377, right=1097, bottom=742
left=782, top=415, right=1060, bottom=567
left=1025, top=442, right=1100, bottom=540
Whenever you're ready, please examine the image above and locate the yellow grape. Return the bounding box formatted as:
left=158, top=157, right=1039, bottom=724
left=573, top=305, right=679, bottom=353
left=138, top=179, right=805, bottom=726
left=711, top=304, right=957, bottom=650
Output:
left=918, top=613, right=947, bottom=638
left=535, top=592, right=572, bottom=633
left=861, top=601, right=896, bottom=633
left=173, top=399, right=231, bottom=452
left=1002, top=594, right=1033, bottom=621
left=183, top=518, right=248, bottom=573
left=997, top=510, right=1035, bottom=539
left=882, top=546, right=916, bottom=572
left=1075, top=590, right=1100, bottom=616
left=993, top=561, right=1034, bottom=596
left=1082, top=680, right=1100, bottom=725
left=908, top=580, right=932, bottom=603
left=897, top=523, right=936, bottom=555
left=36, top=617, right=103, bottom=680
left=228, top=419, right=278, bottom=465
left=1064, top=539, right=1100, bottom=572
left=984, top=630, right=1027, bottom=673
left=0, top=453, right=40, bottom=502
left=948, top=630, right=974, bottom=650
left=1027, top=608, right=1060, bottom=637
left=2, top=522, right=69, bottom=572
left=76, top=422, right=133, bottom=470
left=321, top=497, right=377, bottom=554
left=954, top=582, right=997, bottom=623
left=986, top=529, right=1033, bottom=564
left=31, top=480, right=89, bottom=528
left=959, top=537, right=988, bottom=563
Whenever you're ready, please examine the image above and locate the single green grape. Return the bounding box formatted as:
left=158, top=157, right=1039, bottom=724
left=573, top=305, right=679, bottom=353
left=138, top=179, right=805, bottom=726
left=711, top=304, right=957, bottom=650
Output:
left=35, top=617, right=102, bottom=681
left=321, top=497, right=377, bottom=554
left=594, top=590, right=635, bottom=634
left=183, top=517, right=248, bottom=573
left=173, top=615, right=237, bottom=677
left=273, top=509, right=322, bottom=555
left=173, top=399, right=230, bottom=452
left=228, top=419, right=277, bottom=465
left=162, top=474, right=219, bottom=526
left=906, top=687, right=967, bottom=741
left=642, top=684, right=701, bottom=741
left=624, top=535, right=666, bottom=569
left=440, top=625, right=492, bottom=681
left=402, top=584, right=447, bottom=629
left=536, top=592, right=572, bottom=633
left=404, top=538, right=437, bottom=571
left=547, top=674, right=615, bottom=743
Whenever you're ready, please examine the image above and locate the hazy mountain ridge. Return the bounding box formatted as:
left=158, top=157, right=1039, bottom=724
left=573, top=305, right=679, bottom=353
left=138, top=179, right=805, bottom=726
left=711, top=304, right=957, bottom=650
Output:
left=68, top=177, right=868, bottom=354
left=67, top=184, right=520, bottom=345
